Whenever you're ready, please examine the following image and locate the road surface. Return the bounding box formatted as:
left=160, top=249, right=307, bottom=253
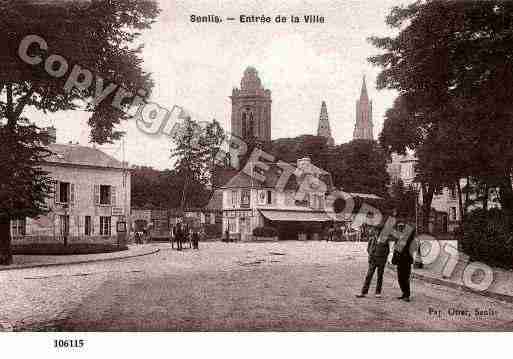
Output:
left=1, top=242, right=512, bottom=331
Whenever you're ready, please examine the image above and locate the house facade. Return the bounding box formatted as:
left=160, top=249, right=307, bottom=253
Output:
left=387, top=153, right=462, bottom=232
left=221, top=157, right=334, bottom=241
left=11, top=139, right=131, bottom=243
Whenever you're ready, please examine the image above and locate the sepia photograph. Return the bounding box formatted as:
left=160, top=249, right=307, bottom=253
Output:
left=1, top=0, right=513, bottom=352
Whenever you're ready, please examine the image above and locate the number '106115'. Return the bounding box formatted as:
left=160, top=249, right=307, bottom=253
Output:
left=54, top=339, right=85, bottom=348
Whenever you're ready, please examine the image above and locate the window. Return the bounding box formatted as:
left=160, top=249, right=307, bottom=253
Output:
left=100, top=216, right=111, bottom=236
left=231, top=190, right=238, bottom=207
left=258, top=190, right=267, bottom=205
left=450, top=207, right=457, bottom=221
left=266, top=190, right=272, bottom=204
left=434, top=186, right=443, bottom=196
left=85, top=216, right=92, bottom=236
left=241, top=189, right=251, bottom=208
left=450, top=186, right=457, bottom=199
left=227, top=218, right=236, bottom=233
left=100, top=185, right=111, bottom=205
left=241, top=108, right=254, bottom=138
left=11, top=218, right=26, bottom=236
left=59, top=215, right=69, bottom=237
left=59, top=182, right=70, bottom=203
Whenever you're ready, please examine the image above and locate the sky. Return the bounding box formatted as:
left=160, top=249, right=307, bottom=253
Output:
left=33, top=0, right=413, bottom=169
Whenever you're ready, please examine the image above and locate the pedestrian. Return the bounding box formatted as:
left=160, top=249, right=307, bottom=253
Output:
left=224, top=229, right=230, bottom=243
left=192, top=230, right=200, bottom=250
left=176, top=222, right=183, bottom=251
left=327, top=224, right=334, bottom=241
left=393, top=223, right=416, bottom=302
left=356, top=225, right=390, bottom=298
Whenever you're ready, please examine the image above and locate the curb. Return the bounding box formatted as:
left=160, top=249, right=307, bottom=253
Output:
left=0, top=247, right=160, bottom=272
left=386, top=265, right=513, bottom=304
left=412, top=271, right=513, bottom=305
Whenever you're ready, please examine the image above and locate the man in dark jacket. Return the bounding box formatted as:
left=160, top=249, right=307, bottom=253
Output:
left=395, top=223, right=416, bottom=302
left=356, top=225, right=390, bottom=298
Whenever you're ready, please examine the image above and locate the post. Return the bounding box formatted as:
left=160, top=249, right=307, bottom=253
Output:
left=414, top=184, right=423, bottom=269
left=63, top=204, right=69, bottom=247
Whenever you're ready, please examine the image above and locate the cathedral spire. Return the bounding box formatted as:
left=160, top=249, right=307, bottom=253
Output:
left=317, top=101, right=334, bottom=146
left=360, top=75, right=368, bottom=100
left=353, top=76, right=374, bottom=140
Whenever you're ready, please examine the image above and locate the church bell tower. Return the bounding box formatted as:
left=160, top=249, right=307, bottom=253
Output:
left=230, top=67, right=272, bottom=143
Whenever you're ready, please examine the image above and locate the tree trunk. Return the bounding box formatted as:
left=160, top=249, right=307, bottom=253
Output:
left=483, top=183, right=489, bottom=210
left=421, top=183, right=434, bottom=234
left=0, top=216, right=13, bottom=265
left=499, top=173, right=513, bottom=218
left=456, top=179, right=464, bottom=223
left=465, top=176, right=470, bottom=214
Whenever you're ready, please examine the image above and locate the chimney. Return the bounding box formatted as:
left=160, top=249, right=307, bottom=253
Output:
left=41, top=126, right=57, bottom=144
left=297, top=157, right=311, bottom=170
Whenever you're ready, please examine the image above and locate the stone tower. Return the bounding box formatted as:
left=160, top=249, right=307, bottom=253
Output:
left=317, top=101, right=334, bottom=146
left=353, top=76, right=374, bottom=140
left=230, top=67, right=272, bottom=143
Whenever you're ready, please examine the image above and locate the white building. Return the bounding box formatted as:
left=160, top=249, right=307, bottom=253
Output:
left=221, top=157, right=334, bottom=241
left=11, top=133, right=131, bottom=243
left=387, top=153, right=462, bottom=232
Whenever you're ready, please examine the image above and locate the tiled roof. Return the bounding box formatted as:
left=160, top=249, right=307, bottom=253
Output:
left=45, top=143, right=124, bottom=169
left=222, top=163, right=299, bottom=190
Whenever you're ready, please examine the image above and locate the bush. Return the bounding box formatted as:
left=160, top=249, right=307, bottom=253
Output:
left=13, top=242, right=128, bottom=255
left=460, top=208, right=513, bottom=269
left=253, top=226, right=278, bottom=238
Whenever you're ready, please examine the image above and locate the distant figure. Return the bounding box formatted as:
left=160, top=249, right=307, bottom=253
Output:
left=356, top=225, right=390, bottom=298
left=327, top=224, right=334, bottom=241
left=192, top=230, right=200, bottom=250
left=224, top=229, right=230, bottom=243
left=175, top=223, right=183, bottom=251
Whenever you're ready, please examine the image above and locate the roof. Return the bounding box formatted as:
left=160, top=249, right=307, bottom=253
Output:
left=222, top=162, right=333, bottom=191
left=205, top=189, right=223, bottom=211
left=44, top=143, right=124, bottom=169
left=222, top=163, right=299, bottom=190
left=259, top=209, right=331, bottom=222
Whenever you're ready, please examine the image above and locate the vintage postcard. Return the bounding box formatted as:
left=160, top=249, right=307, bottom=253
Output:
left=1, top=1, right=513, bottom=349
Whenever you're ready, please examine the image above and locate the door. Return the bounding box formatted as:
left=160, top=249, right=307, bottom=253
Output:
left=239, top=217, right=250, bottom=240
left=442, top=214, right=448, bottom=233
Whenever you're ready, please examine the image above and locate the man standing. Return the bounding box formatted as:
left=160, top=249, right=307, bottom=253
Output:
left=395, top=224, right=416, bottom=302
left=356, top=225, right=390, bottom=298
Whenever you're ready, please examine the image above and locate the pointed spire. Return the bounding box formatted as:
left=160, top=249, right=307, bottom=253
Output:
left=317, top=101, right=334, bottom=146
left=320, top=100, right=327, bottom=116
left=360, top=75, right=368, bottom=100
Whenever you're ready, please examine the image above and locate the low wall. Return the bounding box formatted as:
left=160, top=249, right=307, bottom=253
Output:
left=12, top=235, right=118, bottom=245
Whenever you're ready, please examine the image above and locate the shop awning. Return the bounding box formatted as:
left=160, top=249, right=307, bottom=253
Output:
left=259, top=210, right=331, bottom=222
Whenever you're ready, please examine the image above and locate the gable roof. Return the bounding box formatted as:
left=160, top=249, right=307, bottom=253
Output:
left=44, top=143, right=124, bottom=169
left=222, top=163, right=312, bottom=191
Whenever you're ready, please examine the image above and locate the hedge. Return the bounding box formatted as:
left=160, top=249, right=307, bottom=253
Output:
left=13, top=242, right=128, bottom=255
left=253, top=226, right=278, bottom=238
left=460, top=208, right=513, bottom=269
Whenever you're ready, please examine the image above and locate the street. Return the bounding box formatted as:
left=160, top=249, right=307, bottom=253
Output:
left=2, top=241, right=513, bottom=331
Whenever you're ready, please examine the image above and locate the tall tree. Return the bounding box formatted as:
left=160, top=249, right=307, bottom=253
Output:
left=171, top=118, right=225, bottom=209
left=0, top=0, right=160, bottom=264
left=371, top=0, right=513, bottom=228
left=327, top=140, right=390, bottom=197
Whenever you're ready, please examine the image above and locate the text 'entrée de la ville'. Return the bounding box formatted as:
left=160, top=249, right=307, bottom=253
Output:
left=190, top=15, right=325, bottom=24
